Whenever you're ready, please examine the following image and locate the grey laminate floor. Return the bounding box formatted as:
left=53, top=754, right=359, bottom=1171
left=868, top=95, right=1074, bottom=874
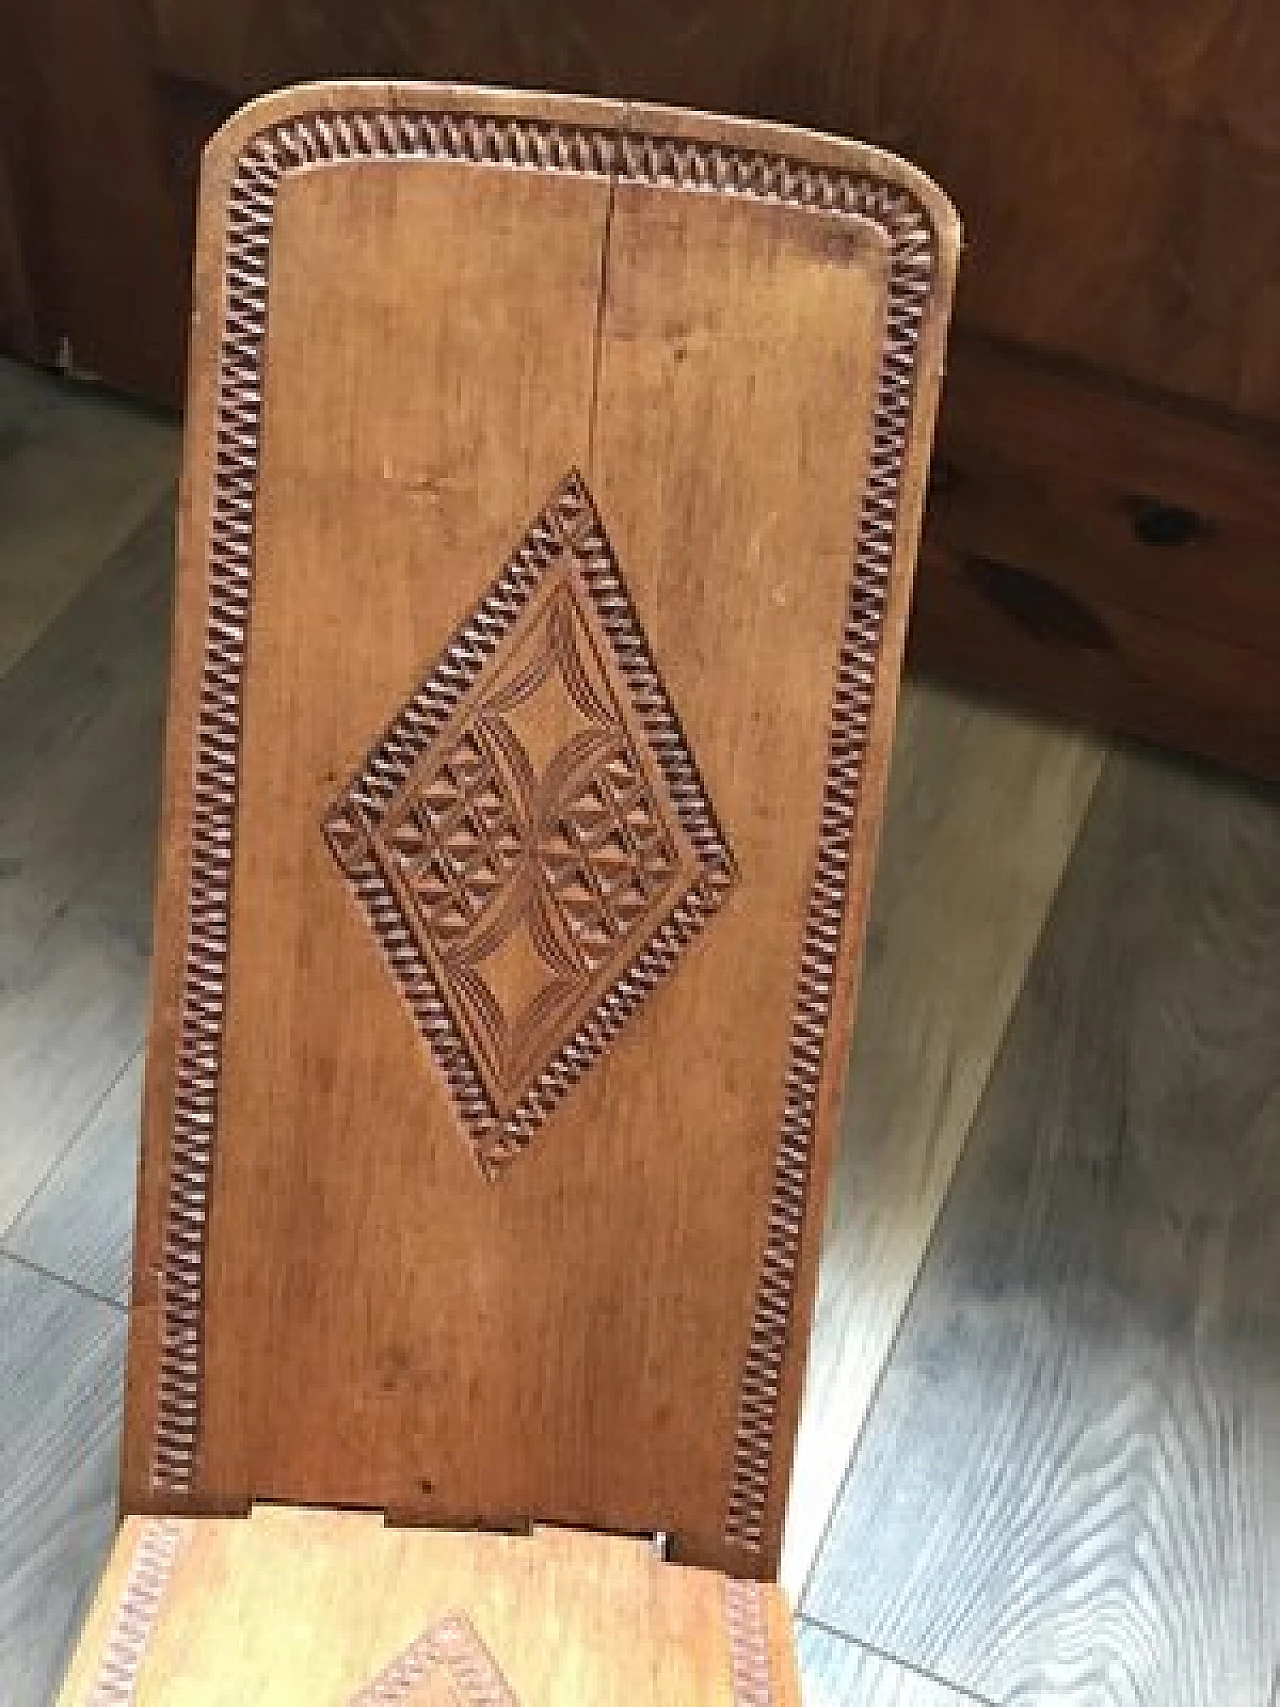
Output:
left=1, top=358, right=1275, bottom=1705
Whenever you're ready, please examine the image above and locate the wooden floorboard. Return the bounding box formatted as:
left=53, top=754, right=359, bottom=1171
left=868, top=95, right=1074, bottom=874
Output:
left=783, top=678, right=1102, bottom=1592
left=0, top=365, right=173, bottom=1707
left=0, top=499, right=171, bottom=1231
left=5, top=1049, right=143, bottom=1306
left=799, top=1620, right=985, bottom=1705
left=0, top=495, right=172, bottom=970
left=0, top=1253, right=126, bottom=1707
left=0, top=804, right=157, bottom=1234
left=0, top=358, right=175, bottom=679
left=5, top=364, right=1275, bottom=1704
left=806, top=749, right=1280, bottom=1706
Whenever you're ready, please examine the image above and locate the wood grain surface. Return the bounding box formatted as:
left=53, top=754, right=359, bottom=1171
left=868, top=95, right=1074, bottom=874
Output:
left=807, top=750, right=1280, bottom=1706
left=119, top=84, right=958, bottom=1576
left=834, top=2, right=1280, bottom=425
left=915, top=548, right=1280, bottom=783
left=915, top=334, right=1280, bottom=780
left=930, top=338, right=1280, bottom=649
left=56, top=1508, right=801, bottom=1706
left=0, top=2, right=192, bottom=399
left=7, top=360, right=1278, bottom=1707
left=345, top=1610, right=520, bottom=1707
left=783, top=678, right=1102, bottom=1593
left=8, top=5, right=1280, bottom=778
left=138, top=0, right=1280, bottom=422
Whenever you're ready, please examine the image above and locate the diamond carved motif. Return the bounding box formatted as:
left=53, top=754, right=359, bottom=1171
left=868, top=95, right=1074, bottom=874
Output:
left=324, top=472, right=735, bottom=1176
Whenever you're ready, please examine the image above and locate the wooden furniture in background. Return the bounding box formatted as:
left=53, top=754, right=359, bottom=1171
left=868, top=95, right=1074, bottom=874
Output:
left=54, top=83, right=958, bottom=1700
left=2, top=2, right=1276, bottom=776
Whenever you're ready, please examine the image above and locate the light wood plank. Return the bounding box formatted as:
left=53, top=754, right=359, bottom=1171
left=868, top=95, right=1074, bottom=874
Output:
left=57, top=1509, right=802, bottom=1705
left=6, top=1049, right=143, bottom=1304
left=807, top=751, right=1280, bottom=1706
left=783, top=677, right=1103, bottom=1592
left=0, top=1253, right=126, bottom=1707
left=0, top=358, right=176, bottom=678
left=798, top=1621, right=982, bottom=1706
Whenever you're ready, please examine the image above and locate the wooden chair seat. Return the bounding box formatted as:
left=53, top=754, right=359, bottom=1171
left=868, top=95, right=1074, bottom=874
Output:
left=58, top=1509, right=799, bottom=1705
left=49, top=82, right=957, bottom=1702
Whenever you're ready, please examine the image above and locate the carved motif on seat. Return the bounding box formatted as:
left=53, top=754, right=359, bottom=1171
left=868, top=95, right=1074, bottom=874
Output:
left=346, top=1613, right=517, bottom=1707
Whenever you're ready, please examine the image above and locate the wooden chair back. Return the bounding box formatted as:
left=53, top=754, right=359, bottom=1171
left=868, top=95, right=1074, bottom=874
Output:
left=121, top=83, right=958, bottom=1578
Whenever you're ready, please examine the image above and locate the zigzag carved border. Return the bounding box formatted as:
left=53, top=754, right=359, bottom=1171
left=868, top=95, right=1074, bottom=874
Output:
left=153, top=101, right=939, bottom=1568
left=84, top=1520, right=184, bottom=1706
left=724, top=1578, right=776, bottom=1707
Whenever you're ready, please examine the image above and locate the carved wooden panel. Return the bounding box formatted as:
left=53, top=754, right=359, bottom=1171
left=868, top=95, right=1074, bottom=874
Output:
left=322, top=470, right=734, bottom=1175
left=120, top=84, right=958, bottom=1576
left=58, top=1512, right=803, bottom=1705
